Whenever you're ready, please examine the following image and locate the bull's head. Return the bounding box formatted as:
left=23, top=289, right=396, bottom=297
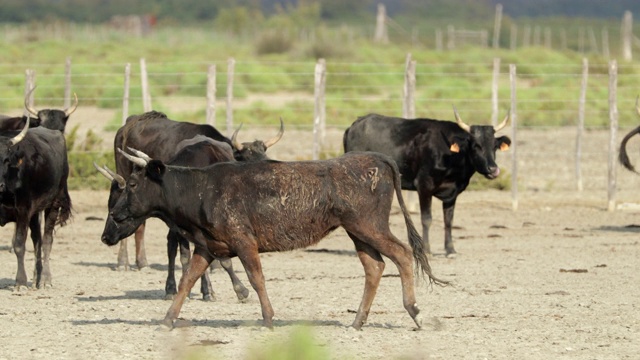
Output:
left=231, top=118, right=284, bottom=161
left=109, top=148, right=166, bottom=227
left=451, top=106, right=511, bottom=179
left=24, top=87, right=78, bottom=133
left=94, top=163, right=140, bottom=246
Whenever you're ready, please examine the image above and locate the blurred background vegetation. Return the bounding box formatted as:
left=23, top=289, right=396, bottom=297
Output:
left=1, top=0, right=640, bottom=190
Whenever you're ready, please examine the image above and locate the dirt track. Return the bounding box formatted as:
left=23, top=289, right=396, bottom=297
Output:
left=0, top=112, right=639, bottom=359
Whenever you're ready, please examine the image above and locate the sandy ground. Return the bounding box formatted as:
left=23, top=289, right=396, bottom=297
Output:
left=0, top=107, right=639, bottom=359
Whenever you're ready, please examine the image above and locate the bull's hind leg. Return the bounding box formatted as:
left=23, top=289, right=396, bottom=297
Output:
left=346, top=233, right=386, bottom=330
left=218, top=257, right=250, bottom=301
left=236, top=244, right=274, bottom=328
left=38, top=208, right=59, bottom=288
left=346, top=226, right=422, bottom=329
left=161, top=248, right=213, bottom=329
left=30, top=214, right=43, bottom=287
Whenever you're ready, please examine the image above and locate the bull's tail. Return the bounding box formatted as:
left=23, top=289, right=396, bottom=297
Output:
left=619, top=124, right=640, bottom=173
left=382, top=155, right=449, bottom=287
left=55, top=186, right=72, bottom=227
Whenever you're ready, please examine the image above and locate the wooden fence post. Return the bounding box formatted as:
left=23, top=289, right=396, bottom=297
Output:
left=607, top=60, right=618, bottom=211
left=140, top=58, right=152, bottom=112
left=313, top=58, right=327, bottom=160
left=491, top=58, right=501, bottom=127
left=622, top=11, right=633, bottom=61
left=226, top=58, right=235, bottom=135
left=576, top=58, right=588, bottom=192
left=122, top=63, right=131, bottom=126
left=64, top=57, right=72, bottom=108
left=23, top=69, right=35, bottom=118
left=403, top=53, right=416, bottom=119
left=374, top=3, right=388, bottom=44
left=510, top=24, right=517, bottom=50
left=206, top=64, right=216, bottom=126
left=602, top=27, right=610, bottom=59
left=492, top=3, right=503, bottom=49
left=509, top=64, right=518, bottom=211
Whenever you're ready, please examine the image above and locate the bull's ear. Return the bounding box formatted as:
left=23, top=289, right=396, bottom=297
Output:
left=497, top=136, right=511, bottom=151
left=9, top=151, right=24, bottom=168
left=145, top=160, right=166, bottom=182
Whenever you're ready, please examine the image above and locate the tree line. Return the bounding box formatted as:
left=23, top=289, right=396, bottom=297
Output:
left=3, top=0, right=637, bottom=25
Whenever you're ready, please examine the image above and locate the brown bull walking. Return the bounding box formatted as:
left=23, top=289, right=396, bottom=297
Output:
left=111, top=149, right=448, bottom=330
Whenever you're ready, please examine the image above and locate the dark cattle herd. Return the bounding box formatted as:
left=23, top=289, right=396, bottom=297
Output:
left=2, top=87, right=640, bottom=331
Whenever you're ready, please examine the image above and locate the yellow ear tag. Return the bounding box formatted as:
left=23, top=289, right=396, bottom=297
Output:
left=17, top=158, right=23, bottom=166
left=450, top=143, right=460, bottom=153
left=500, top=143, right=510, bottom=151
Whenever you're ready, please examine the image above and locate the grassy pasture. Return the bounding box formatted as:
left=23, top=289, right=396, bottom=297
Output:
left=1, top=22, right=639, bottom=190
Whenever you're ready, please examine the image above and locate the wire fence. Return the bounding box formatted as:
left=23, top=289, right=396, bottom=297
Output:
left=2, top=56, right=640, bottom=201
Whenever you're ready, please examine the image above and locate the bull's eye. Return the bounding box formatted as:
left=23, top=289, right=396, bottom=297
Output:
left=128, top=182, right=137, bottom=189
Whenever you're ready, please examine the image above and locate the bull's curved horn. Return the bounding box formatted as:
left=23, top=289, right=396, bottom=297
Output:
left=452, top=106, right=471, bottom=133
left=117, top=148, right=148, bottom=168
left=494, top=110, right=510, bottom=132
left=103, top=166, right=125, bottom=188
left=231, top=123, right=244, bottom=151
left=10, top=115, right=30, bottom=145
left=24, top=86, right=39, bottom=116
left=64, top=93, right=79, bottom=117
left=263, top=117, right=284, bottom=149
left=95, top=163, right=126, bottom=189
left=93, top=162, right=114, bottom=181
left=126, top=147, right=152, bottom=162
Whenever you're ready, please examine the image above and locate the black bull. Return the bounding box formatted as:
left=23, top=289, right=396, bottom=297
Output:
left=96, top=137, right=249, bottom=301
left=111, top=150, right=448, bottom=330
left=0, top=121, right=72, bottom=289
left=343, top=109, right=511, bottom=256
left=113, top=111, right=283, bottom=270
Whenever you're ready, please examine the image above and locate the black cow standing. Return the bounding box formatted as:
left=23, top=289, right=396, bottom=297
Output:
left=96, top=136, right=249, bottom=301
left=0, top=121, right=72, bottom=289
left=110, top=149, right=447, bottom=330
left=112, top=111, right=283, bottom=271
left=343, top=108, right=511, bottom=257
left=0, top=88, right=77, bottom=261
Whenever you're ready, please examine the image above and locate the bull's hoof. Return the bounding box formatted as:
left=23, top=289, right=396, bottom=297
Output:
left=115, top=264, right=129, bottom=271
left=158, top=318, right=174, bottom=331
left=202, top=293, right=215, bottom=302
left=136, top=261, right=149, bottom=270
left=235, top=286, right=250, bottom=301
left=412, top=312, right=423, bottom=330
left=445, top=252, right=458, bottom=259
left=165, top=293, right=176, bottom=301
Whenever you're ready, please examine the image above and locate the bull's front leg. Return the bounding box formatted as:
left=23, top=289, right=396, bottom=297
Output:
left=165, top=231, right=180, bottom=300
left=134, top=222, right=148, bottom=270
left=12, top=221, right=29, bottom=290
left=161, top=248, right=213, bottom=329
left=442, top=198, right=457, bottom=257
left=116, top=238, right=129, bottom=271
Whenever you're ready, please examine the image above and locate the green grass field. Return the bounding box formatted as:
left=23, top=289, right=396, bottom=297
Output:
left=1, top=21, right=639, bottom=190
